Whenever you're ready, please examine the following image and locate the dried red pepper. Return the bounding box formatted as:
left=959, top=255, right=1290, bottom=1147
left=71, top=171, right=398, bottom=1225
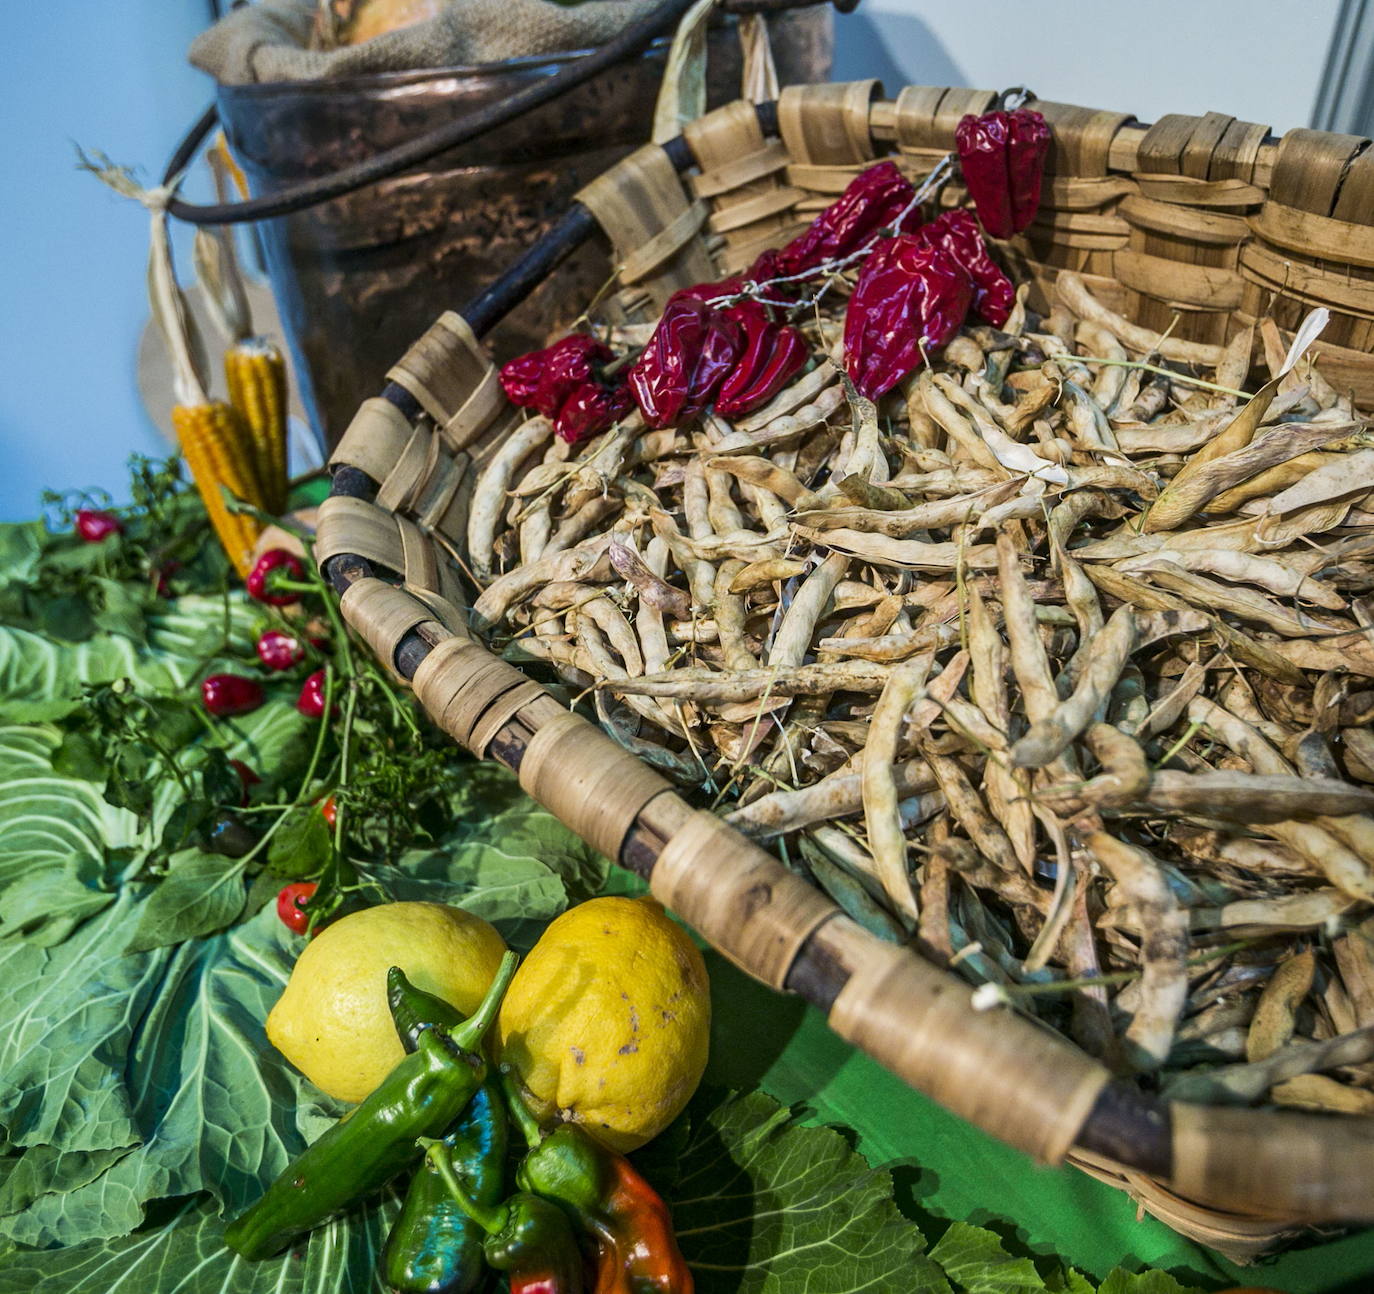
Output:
left=644, top=258, right=804, bottom=420
left=774, top=160, right=920, bottom=278
left=714, top=299, right=808, bottom=418
left=500, top=335, right=609, bottom=419
left=627, top=296, right=742, bottom=429
left=915, top=208, right=1014, bottom=327
left=954, top=108, right=1051, bottom=238
left=842, top=237, right=973, bottom=399
left=500, top=335, right=632, bottom=445
left=556, top=383, right=636, bottom=446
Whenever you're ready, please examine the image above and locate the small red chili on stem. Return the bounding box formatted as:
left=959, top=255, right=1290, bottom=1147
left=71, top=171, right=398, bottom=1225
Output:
left=319, top=793, right=337, bottom=828
left=154, top=560, right=181, bottom=598
left=256, top=629, right=305, bottom=672
left=247, top=549, right=306, bottom=606
left=297, top=669, right=328, bottom=718
left=202, top=673, right=266, bottom=718
left=229, top=759, right=260, bottom=806
left=277, top=881, right=318, bottom=935
left=75, top=509, right=122, bottom=543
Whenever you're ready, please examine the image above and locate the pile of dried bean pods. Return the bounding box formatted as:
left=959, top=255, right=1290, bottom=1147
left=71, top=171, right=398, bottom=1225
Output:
left=469, top=265, right=1374, bottom=1108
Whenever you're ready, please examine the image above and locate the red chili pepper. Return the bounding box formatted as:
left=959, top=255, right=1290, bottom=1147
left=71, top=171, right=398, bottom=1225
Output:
left=74, top=509, right=122, bottom=543
left=201, top=673, right=266, bottom=718
left=229, top=759, right=260, bottom=806
left=713, top=300, right=808, bottom=418
left=246, top=549, right=306, bottom=606
left=587, top=1156, right=693, bottom=1294
left=627, top=297, right=743, bottom=429
left=319, top=793, right=337, bottom=828
left=296, top=669, right=328, bottom=718
left=500, top=335, right=634, bottom=445
left=842, top=237, right=974, bottom=399
left=955, top=108, right=1051, bottom=238
left=276, top=881, right=318, bottom=935
left=500, top=335, right=611, bottom=418
left=555, top=382, right=636, bottom=446
left=914, top=209, right=1015, bottom=327
left=774, top=160, right=920, bottom=278
left=256, top=628, right=305, bottom=672
left=154, top=560, right=181, bottom=598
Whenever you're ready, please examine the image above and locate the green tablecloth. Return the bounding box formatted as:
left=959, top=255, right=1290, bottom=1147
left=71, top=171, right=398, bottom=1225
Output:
left=699, top=949, right=1372, bottom=1294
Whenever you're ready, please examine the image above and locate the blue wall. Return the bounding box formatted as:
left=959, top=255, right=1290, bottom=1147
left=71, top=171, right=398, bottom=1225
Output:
left=1, top=2, right=215, bottom=520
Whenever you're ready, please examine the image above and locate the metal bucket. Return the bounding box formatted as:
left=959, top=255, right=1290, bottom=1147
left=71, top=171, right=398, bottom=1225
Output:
left=217, top=13, right=832, bottom=446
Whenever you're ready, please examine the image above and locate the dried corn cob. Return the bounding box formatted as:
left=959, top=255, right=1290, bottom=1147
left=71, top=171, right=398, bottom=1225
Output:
left=172, top=400, right=263, bottom=576
left=201, top=142, right=291, bottom=515
left=211, top=131, right=250, bottom=202
left=81, top=151, right=267, bottom=575
left=225, top=337, right=289, bottom=513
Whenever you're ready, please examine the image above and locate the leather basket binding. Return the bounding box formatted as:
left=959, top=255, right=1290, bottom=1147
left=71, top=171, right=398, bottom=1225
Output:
left=313, top=81, right=1374, bottom=1260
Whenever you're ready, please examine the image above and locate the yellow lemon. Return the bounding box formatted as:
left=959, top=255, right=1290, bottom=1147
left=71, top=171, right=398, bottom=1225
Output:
left=267, top=901, right=507, bottom=1103
left=496, top=895, right=710, bottom=1152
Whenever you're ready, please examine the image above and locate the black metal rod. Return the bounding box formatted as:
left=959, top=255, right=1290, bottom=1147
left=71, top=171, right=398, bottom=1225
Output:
left=164, top=102, right=219, bottom=185
left=463, top=206, right=599, bottom=338
left=460, top=108, right=773, bottom=339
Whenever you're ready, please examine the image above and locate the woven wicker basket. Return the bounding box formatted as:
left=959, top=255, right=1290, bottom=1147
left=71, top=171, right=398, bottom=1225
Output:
left=315, top=82, right=1374, bottom=1258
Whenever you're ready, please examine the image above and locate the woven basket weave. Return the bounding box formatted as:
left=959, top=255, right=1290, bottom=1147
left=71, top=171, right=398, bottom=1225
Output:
left=316, top=82, right=1374, bottom=1259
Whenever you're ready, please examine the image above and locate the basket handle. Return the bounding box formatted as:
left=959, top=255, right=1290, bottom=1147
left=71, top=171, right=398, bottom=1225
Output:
left=160, top=0, right=855, bottom=227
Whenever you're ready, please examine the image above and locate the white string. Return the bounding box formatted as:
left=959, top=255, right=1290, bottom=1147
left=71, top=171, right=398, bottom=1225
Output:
left=701, top=154, right=957, bottom=318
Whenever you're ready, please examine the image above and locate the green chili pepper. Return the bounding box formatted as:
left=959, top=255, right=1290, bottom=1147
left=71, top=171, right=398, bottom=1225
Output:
left=423, top=1139, right=585, bottom=1294
left=382, top=970, right=507, bottom=1294
left=224, top=950, right=517, bottom=1261
left=387, top=965, right=466, bottom=1050
left=383, top=1081, right=507, bottom=1293
left=503, top=1073, right=693, bottom=1294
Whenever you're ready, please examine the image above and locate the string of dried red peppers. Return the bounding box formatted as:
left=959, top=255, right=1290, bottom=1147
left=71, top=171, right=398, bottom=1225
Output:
left=499, top=117, right=1048, bottom=431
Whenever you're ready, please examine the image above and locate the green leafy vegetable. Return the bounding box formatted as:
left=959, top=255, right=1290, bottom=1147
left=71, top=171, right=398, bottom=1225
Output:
left=1097, top=1273, right=1199, bottom=1294
left=929, top=1221, right=1061, bottom=1294
left=0, top=764, right=598, bottom=1251
left=634, top=1088, right=944, bottom=1292
left=0, top=1193, right=399, bottom=1294
left=377, top=762, right=606, bottom=948
left=635, top=1091, right=1204, bottom=1294
left=123, top=849, right=248, bottom=953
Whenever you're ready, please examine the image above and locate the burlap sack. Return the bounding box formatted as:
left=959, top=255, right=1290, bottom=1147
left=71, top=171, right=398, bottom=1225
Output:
left=191, top=0, right=662, bottom=86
